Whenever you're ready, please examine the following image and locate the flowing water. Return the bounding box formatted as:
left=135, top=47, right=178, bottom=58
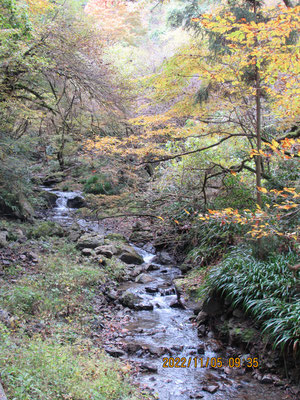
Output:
left=43, top=189, right=296, bottom=400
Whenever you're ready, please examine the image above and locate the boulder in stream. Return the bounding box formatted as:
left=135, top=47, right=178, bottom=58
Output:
left=135, top=273, right=154, bottom=284
left=202, top=385, right=219, bottom=394
left=40, top=191, right=58, bottom=208
left=139, top=363, right=158, bottom=373
left=154, top=250, right=174, bottom=265
left=119, top=245, right=143, bottom=265
left=67, top=196, right=85, bottom=208
left=120, top=290, right=153, bottom=310
left=104, top=346, right=125, bottom=358
left=96, top=239, right=143, bottom=265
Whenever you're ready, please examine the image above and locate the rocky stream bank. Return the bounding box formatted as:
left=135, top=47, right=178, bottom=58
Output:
left=0, top=188, right=299, bottom=400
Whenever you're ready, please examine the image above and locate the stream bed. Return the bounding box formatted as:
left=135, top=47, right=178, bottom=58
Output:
left=43, top=188, right=296, bottom=400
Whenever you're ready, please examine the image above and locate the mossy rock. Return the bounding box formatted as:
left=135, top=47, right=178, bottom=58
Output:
left=27, top=221, right=65, bottom=239
left=228, top=319, right=259, bottom=345
left=40, top=191, right=58, bottom=208
left=104, top=233, right=128, bottom=243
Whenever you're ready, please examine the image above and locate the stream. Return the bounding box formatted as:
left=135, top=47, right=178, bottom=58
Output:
left=43, top=188, right=296, bottom=400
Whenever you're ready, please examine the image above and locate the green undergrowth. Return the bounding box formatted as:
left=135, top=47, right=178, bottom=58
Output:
left=0, top=235, right=145, bottom=400
left=206, top=246, right=300, bottom=353
left=183, top=219, right=245, bottom=266
left=0, top=323, right=138, bottom=400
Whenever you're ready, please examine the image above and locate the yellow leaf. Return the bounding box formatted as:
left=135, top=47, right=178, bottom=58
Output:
left=257, top=187, right=268, bottom=193
left=184, top=209, right=190, bottom=215
left=174, top=220, right=179, bottom=224
left=157, top=216, right=164, bottom=221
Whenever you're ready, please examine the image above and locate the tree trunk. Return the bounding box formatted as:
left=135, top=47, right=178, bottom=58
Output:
left=254, top=0, right=263, bottom=258
left=254, top=0, right=262, bottom=209
left=255, top=65, right=262, bottom=208
left=58, top=129, right=65, bottom=170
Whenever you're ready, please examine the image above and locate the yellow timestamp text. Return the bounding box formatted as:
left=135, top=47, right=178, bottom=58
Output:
left=162, top=357, right=259, bottom=369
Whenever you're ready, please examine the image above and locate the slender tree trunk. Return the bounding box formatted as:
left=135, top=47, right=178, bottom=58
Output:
left=254, top=0, right=262, bottom=208
left=254, top=0, right=263, bottom=259
left=58, top=128, right=65, bottom=170
left=255, top=65, right=262, bottom=208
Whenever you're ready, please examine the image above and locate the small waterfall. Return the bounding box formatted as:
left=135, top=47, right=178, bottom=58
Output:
left=42, top=188, right=83, bottom=225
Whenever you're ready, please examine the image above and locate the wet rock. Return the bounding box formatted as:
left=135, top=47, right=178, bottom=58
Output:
left=81, top=248, right=94, bottom=257
left=119, top=290, right=152, bottom=310
left=197, top=344, right=205, bottom=354
left=135, top=273, right=154, bottom=284
left=145, top=286, right=159, bottom=294
left=197, top=324, right=206, bottom=337
left=192, top=302, right=204, bottom=315
left=146, top=345, right=167, bottom=357
left=0, top=231, right=8, bottom=248
left=136, top=303, right=154, bottom=311
left=76, top=233, right=104, bottom=249
left=202, top=384, right=219, bottom=394
left=202, top=295, right=223, bottom=316
left=95, top=244, right=117, bottom=259
left=170, top=298, right=184, bottom=308
left=160, top=287, right=176, bottom=296
left=209, top=339, right=223, bottom=353
left=139, top=363, right=158, bottom=373
left=171, top=345, right=184, bottom=353
left=67, top=196, right=85, bottom=208
left=124, top=343, right=143, bottom=354
left=196, top=311, right=208, bottom=325
left=189, top=393, right=204, bottom=399
left=119, top=246, right=143, bottom=265
left=261, top=374, right=275, bottom=384
left=144, top=263, right=160, bottom=272
left=40, top=190, right=58, bottom=207
left=157, top=250, right=174, bottom=265
left=104, top=347, right=125, bottom=358
left=143, top=243, right=155, bottom=253
left=131, top=266, right=145, bottom=277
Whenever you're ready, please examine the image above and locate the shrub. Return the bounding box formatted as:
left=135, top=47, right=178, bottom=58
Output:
left=213, top=175, right=256, bottom=211
left=83, top=175, right=118, bottom=195
left=5, top=285, right=41, bottom=315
